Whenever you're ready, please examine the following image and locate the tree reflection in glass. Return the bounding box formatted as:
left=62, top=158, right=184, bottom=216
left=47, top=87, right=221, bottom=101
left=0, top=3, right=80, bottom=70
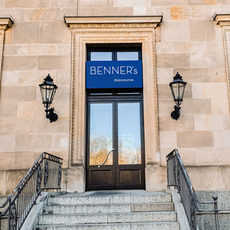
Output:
left=118, top=103, right=141, bottom=165
left=89, top=103, right=113, bottom=165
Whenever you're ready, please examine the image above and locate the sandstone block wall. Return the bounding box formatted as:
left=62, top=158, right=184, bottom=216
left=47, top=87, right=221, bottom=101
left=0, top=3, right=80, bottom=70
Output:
left=0, top=0, right=230, bottom=194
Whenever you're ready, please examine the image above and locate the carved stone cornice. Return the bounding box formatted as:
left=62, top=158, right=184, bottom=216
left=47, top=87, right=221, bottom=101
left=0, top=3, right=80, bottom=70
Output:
left=214, top=14, right=230, bottom=26
left=64, top=16, right=163, bottom=29
left=0, top=17, right=14, bottom=30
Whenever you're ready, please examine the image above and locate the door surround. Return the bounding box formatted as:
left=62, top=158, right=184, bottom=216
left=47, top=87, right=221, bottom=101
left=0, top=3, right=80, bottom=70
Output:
left=64, top=16, right=163, bottom=191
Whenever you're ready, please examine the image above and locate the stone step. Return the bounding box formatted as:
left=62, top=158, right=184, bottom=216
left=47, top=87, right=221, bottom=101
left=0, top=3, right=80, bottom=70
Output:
left=48, top=192, right=172, bottom=206
left=43, top=202, right=174, bottom=214
left=39, top=211, right=177, bottom=225
left=35, top=221, right=180, bottom=230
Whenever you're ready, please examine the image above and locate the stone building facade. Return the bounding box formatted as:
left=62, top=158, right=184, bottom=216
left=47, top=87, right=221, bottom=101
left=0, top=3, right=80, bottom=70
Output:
left=1, top=0, right=230, bottom=195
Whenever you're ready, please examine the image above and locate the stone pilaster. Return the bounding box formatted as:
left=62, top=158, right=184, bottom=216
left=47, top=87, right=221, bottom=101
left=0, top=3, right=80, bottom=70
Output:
left=214, top=14, right=230, bottom=111
left=0, top=17, right=13, bottom=89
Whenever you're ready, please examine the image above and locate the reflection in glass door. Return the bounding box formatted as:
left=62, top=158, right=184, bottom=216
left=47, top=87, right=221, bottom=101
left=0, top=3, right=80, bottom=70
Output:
left=118, top=103, right=141, bottom=165
left=86, top=94, right=145, bottom=190
left=89, top=103, right=113, bottom=166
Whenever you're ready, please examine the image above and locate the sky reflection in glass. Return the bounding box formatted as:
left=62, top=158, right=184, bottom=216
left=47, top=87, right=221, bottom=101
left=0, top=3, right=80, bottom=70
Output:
left=117, top=52, right=139, bottom=61
left=118, top=103, right=141, bottom=165
left=91, top=52, right=112, bottom=61
left=89, top=103, right=113, bottom=165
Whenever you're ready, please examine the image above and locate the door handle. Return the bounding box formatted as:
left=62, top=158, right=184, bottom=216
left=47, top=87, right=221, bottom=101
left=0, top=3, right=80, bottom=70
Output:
left=98, top=148, right=114, bottom=168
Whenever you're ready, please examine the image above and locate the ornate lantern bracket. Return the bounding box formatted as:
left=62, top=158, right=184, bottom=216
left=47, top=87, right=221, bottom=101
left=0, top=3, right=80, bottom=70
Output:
left=169, top=72, right=187, bottom=120
left=39, top=74, right=58, bottom=123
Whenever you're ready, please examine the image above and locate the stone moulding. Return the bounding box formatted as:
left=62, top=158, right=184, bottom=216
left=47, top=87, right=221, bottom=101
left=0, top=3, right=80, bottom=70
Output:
left=214, top=14, right=230, bottom=110
left=64, top=16, right=163, bottom=27
left=0, top=17, right=13, bottom=30
left=64, top=16, right=163, bottom=171
left=0, top=17, right=13, bottom=90
left=214, top=14, right=230, bottom=26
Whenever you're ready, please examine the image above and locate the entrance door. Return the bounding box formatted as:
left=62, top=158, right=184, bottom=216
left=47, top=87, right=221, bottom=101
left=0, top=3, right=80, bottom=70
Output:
left=86, top=93, right=145, bottom=190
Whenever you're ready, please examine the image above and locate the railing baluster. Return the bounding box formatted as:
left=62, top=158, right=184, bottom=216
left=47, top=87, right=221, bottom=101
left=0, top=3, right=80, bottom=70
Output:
left=213, top=195, right=219, bottom=230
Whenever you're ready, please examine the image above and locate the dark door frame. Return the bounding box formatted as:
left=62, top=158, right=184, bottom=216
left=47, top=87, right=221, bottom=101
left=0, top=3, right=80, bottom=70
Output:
left=86, top=92, right=145, bottom=190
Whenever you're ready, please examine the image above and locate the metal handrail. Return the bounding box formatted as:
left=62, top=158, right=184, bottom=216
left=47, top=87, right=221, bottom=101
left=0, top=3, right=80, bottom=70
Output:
left=0, top=152, right=63, bottom=230
left=166, top=149, right=219, bottom=230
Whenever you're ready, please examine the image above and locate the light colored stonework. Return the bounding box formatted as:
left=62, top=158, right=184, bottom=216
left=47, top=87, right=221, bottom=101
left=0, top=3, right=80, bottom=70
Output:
left=0, top=17, right=13, bottom=90
left=1, top=2, right=230, bottom=194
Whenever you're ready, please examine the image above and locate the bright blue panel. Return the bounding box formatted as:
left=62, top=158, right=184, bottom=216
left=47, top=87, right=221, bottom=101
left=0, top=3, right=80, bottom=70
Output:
left=86, top=61, right=143, bottom=89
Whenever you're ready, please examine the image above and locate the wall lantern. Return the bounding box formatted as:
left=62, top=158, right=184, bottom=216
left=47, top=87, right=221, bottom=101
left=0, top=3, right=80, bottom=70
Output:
left=39, top=74, right=58, bottom=123
left=169, top=72, right=187, bottom=120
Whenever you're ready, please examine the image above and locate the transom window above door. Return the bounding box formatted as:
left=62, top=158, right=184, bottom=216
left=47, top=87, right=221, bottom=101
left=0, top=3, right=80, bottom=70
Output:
left=87, top=44, right=142, bottom=61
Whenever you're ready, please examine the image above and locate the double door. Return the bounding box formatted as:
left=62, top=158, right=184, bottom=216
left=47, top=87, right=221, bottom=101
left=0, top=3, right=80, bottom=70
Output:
left=86, top=94, right=145, bottom=190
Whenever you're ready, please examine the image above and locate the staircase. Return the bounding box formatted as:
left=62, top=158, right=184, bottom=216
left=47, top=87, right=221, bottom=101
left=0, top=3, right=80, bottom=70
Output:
left=34, top=191, right=180, bottom=230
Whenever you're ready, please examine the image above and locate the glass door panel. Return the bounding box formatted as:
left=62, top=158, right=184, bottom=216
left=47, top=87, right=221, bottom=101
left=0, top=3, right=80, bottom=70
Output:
left=89, top=103, right=113, bottom=165
left=118, top=103, right=142, bottom=165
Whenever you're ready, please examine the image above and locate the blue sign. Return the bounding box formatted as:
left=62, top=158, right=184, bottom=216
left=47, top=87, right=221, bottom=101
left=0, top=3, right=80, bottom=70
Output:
left=86, top=61, right=143, bottom=89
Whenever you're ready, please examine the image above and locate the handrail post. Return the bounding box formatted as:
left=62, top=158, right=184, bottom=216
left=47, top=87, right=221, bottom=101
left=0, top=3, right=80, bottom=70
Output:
left=8, top=197, right=11, bottom=230
left=166, top=152, right=171, bottom=188
left=0, top=216, right=1, bottom=230
left=191, top=199, right=197, bottom=230
left=213, top=195, right=219, bottom=230
left=173, top=156, right=176, bottom=187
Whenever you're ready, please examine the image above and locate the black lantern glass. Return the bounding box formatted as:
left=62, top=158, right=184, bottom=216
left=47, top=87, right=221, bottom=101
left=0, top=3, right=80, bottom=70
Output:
left=169, top=72, right=187, bottom=120
left=39, top=74, right=58, bottom=123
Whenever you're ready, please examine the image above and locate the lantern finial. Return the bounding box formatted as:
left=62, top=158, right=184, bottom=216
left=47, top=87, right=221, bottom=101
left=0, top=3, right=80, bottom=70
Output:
left=44, top=74, right=53, bottom=82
